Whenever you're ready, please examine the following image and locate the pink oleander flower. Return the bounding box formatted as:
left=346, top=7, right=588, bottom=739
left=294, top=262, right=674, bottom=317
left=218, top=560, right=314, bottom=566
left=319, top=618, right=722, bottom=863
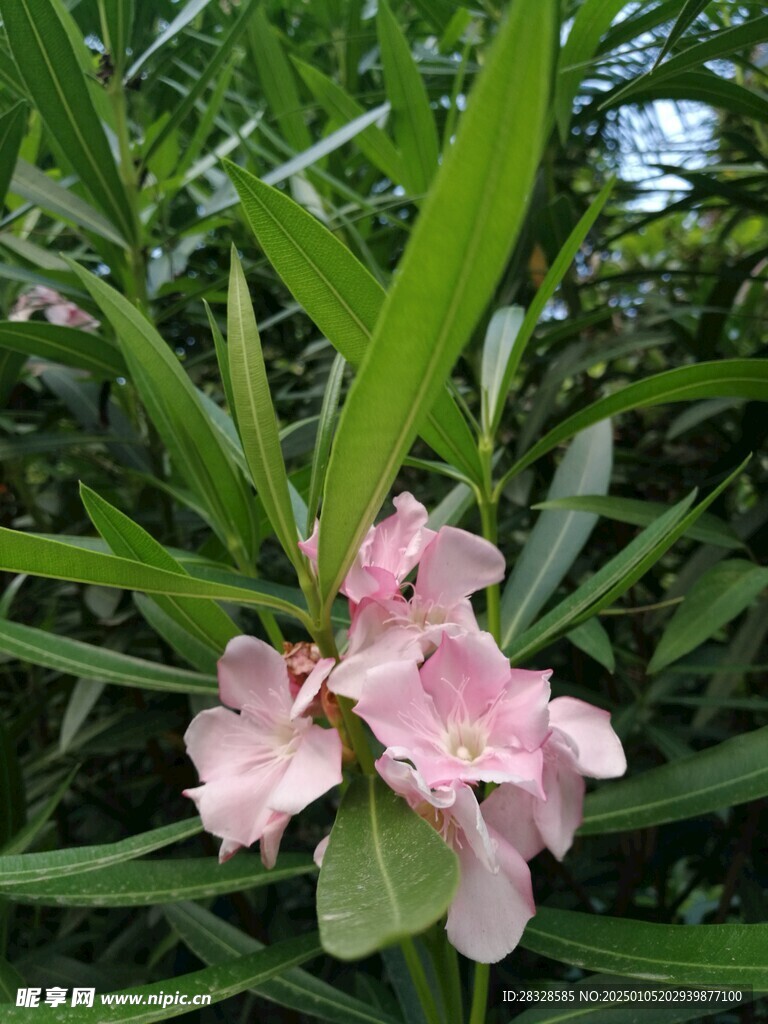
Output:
left=9, top=286, right=100, bottom=332
left=354, top=631, right=551, bottom=792
left=301, top=492, right=436, bottom=608
left=183, top=635, right=343, bottom=867
left=482, top=696, right=626, bottom=862
left=377, top=754, right=535, bottom=963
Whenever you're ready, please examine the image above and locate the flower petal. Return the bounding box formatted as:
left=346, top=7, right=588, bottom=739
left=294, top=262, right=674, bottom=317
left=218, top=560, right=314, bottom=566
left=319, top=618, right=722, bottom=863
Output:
left=534, top=758, right=585, bottom=861
left=446, top=829, right=535, bottom=963
left=259, top=811, right=291, bottom=869
left=354, top=660, right=442, bottom=749
left=183, top=707, right=263, bottom=781
left=268, top=725, right=343, bottom=815
left=549, top=697, right=626, bottom=778
left=481, top=782, right=545, bottom=862
left=416, top=527, right=505, bottom=607
left=217, top=635, right=290, bottom=713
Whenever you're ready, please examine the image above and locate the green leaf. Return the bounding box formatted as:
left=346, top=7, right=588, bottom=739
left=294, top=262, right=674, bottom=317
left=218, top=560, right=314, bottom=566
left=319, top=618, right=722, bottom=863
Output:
left=3, top=853, right=314, bottom=905
left=506, top=459, right=748, bottom=663
left=489, top=178, right=615, bottom=437
left=3, top=0, right=135, bottom=242
left=0, top=101, right=26, bottom=209
left=567, top=617, right=614, bottom=673
left=0, top=321, right=126, bottom=378
left=318, top=0, right=554, bottom=607
left=0, top=765, right=79, bottom=855
left=0, top=528, right=309, bottom=620
left=166, top=902, right=404, bottom=1024
left=534, top=494, right=742, bottom=550
left=59, top=678, right=106, bottom=753
left=1, top=933, right=321, bottom=1023
left=0, top=617, right=217, bottom=695
left=67, top=260, right=260, bottom=562
left=522, top=908, right=768, bottom=987
left=247, top=4, right=311, bottom=153
left=10, top=158, right=128, bottom=246
left=0, top=818, right=201, bottom=886
left=317, top=775, right=459, bottom=960
left=80, top=483, right=239, bottom=654
left=502, top=360, right=768, bottom=485
left=377, top=0, right=439, bottom=194
left=307, top=354, right=346, bottom=533
left=601, top=69, right=768, bottom=124
left=648, top=561, right=768, bottom=674
left=604, top=14, right=768, bottom=107
left=501, top=421, right=613, bottom=647
left=556, top=0, right=627, bottom=140
left=652, top=0, right=711, bottom=70
left=142, top=0, right=256, bottom=165
left=227, top=249, right=300, bottom=567
left=225, top=162, right=481, bottom=480
left=125, top=0, right=214, bottom=80
left=581, top=725, right=768, bottom=835
left=480, top=306, right=524, bottom=434
left=294, top=59, right=405, bottom=184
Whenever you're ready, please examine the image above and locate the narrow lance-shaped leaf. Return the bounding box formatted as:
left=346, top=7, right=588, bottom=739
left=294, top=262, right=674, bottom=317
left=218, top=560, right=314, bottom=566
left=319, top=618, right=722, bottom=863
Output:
left=125, top=0, right=214, bottom=80
left=0, top=818, right=201, bottom=887
left=506, top=458, right=749, bottom=663
left=2, top=854, right=314, bottom=905
left=227, top=249, right=300, bottom=569
left=317, top=775, right=459, bottom=960
left=501, top=421, right=613, bottom=648
left=377, top=0, right=439, bottom=194
left=534, top=494, right=742, bottom=550
left=318, top=0, right=555, bottom=607
left=652, top=0, right=711, bottom=70
left=0, top=528, right=309, bottom=621
left=603, top=14, right=768, bottom=107
left=0, top=101, right=26, bottom=210
left=489, top=177, right=615, bottom=437
left=166, top=901, right=404, bottom=1024
left=522, top=909, right=768, bottom=987
left=80, top=483, right=239, bottom=654
left=648, top=560, right=768, bottom=674
left=67, top=259, right=260, bottom=563
left=0, top=321, right=126, bottom=379
left=500, top=360, right=768, bottom=487
left=307, top=353, right=346, bottom=534
left=581, top=725, right=768, bottom=835
left=480, top=306, right=524, bottom=435
left=556, top=0, right=628, bottom=141
left=0, top=617, right=217, bottom=695
left=3, top=0, right=135, bottom=242
left=247, top=4, right=311, bottom=153
left=2, top=934, right=321, bottom=1023
left=142, top=0, right=256, bottom=165
left=225, top=162, right=482, bottom=481
left=293, top=58, right=405, bottom=184
left=10, top=158, right=129, bottom=247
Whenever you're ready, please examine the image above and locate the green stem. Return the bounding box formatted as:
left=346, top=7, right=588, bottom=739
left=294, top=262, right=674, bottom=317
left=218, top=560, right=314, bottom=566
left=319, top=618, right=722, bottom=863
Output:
left=468, top=962, right=490, bottom=1024
left=471, top=442, right=501, bottom=1023
left=400, top=937, right=443, bottom=1024
left=337, top=696, right=376, bottom=775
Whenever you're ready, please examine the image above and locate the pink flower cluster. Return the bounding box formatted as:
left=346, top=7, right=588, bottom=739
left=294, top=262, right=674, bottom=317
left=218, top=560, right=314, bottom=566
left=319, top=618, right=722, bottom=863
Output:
left=183, top=493, right=625, bottom=963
